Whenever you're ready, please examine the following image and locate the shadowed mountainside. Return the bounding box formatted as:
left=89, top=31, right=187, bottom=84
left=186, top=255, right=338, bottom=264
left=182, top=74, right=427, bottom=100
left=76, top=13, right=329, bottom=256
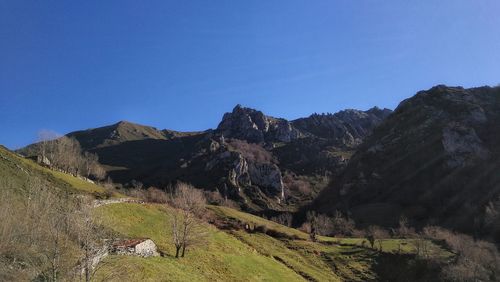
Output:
left=313, top=85, right=500, bottom=241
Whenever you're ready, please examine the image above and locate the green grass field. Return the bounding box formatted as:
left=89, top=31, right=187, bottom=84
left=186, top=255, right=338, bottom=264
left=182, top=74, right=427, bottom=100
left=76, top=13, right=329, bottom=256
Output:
left=0, top=146, right=127, bottom=198
left=95, top=203, right=306, bottom=281
left=0, top=146, right=102, bottom=193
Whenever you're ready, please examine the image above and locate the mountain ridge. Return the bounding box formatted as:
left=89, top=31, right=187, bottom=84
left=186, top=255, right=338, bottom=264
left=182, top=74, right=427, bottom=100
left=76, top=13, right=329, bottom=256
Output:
left=19, top=104, right=391, bottom=212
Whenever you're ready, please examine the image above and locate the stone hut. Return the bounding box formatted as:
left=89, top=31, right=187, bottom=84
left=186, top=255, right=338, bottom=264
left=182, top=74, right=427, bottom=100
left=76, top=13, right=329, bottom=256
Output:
left=111, top=239, right=159, bottom=257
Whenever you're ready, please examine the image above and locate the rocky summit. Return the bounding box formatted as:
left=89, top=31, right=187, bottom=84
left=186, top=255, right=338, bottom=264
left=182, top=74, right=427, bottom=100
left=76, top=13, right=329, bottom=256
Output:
left=217, top=104, right=303, bottom=143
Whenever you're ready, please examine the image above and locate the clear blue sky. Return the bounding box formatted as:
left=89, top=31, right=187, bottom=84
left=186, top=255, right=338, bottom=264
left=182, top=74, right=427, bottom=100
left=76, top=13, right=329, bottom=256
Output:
left=1, top=1, right=499, bottom=149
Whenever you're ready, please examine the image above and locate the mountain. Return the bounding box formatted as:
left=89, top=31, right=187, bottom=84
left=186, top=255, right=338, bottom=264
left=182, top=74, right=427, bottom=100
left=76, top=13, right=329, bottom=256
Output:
left=19, top=105, right=391, bottom=213
left=67, top=120, right=168, bottom=148
left=313, top=85, right=500, bottom=241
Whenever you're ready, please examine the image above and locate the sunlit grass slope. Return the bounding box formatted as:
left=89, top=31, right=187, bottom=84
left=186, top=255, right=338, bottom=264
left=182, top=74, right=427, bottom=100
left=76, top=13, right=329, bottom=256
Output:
left=0, top=145, right=124, bottom=197
left=95, top=203, right=451, bottom=281
left=95, top=203, right=305, bottom=281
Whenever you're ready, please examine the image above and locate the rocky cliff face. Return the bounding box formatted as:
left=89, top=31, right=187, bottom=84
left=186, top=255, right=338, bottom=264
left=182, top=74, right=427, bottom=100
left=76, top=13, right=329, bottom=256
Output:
left=202, top=139, right=285, bottom=208
left=217, top=105, right=303, bottom=143
left=217, top=104, right=392, bottom=147
left=292, top=107, right=392, bottom=148
left=314, top=85, right=500, bottom=239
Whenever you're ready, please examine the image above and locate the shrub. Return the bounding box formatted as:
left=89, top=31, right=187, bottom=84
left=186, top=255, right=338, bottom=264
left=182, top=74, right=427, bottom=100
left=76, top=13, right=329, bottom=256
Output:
left=393, top=216, right=416, bottom=238
left=332, top=211, right=356, bottom=236
left=422, top=225, right=500, bottom=281
left=270, top=213, right=293, bottom=227
left=127, top=188, right=146, bottom=199
left=299, top=222, right=312, bottom=234
left=283, top=173, right=312, bottom=196
left=204, top=190, right=225, bottom=205
left=366, top=225, right=389, bottom=251
left=145, top=187, right=169, bottom=203
left=227, top=139, right=274, bottom=163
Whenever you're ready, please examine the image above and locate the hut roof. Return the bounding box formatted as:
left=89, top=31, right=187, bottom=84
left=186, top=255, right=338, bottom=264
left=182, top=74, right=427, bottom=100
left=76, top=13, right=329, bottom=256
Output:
left=113, top=238, right=149, bottom=248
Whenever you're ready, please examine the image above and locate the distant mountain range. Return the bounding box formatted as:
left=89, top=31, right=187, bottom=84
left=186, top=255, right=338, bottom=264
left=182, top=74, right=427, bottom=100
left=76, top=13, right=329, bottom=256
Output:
left=19, top=85, right=500, bottom=242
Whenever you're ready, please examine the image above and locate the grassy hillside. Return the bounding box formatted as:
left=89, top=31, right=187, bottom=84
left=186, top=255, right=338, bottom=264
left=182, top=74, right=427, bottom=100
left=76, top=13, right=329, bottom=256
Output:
left=0, top=146, right=89, bottom=280
left=0, top=146, right=124, bottom=281
left=95, top=202, right=450, bottom=281
left=95, top=203, right=305, bottom=281
left=0, top=145, right=113, bottom=195
left=0, top=145, right=450, bottom=281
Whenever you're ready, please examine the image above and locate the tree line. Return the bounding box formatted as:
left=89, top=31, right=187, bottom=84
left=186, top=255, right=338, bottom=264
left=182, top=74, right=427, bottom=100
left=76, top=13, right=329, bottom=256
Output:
left=34, top=130, right=106, bottom=181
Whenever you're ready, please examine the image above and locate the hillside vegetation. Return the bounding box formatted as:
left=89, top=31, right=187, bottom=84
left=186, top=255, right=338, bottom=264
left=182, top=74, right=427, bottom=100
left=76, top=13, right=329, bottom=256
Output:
left=1, top=145, right=451, bottom=281
left=0, top=146, right=100, bottom=280
left=94, top=202, right=450, bottom=281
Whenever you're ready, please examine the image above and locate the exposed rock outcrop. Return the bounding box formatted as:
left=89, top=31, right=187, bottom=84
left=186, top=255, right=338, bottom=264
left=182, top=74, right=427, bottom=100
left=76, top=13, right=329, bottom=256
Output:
left=205, top=148, right=284, bottom=202
left=442, top=123, right=489, bottom=168
left=314, top=85, right=500, bottom=238
left=228, top=153, right=251, bottom=189
left=292, top=107, right=392, bottom=147
left=217, top=105, right=303, bottom=143
left=248, top=162, right=284, bottom=200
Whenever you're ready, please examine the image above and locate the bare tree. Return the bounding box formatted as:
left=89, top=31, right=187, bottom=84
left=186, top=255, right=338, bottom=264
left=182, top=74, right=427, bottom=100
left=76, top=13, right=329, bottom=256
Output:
left=37, top=129, right=60, bottom=161
left=271, top=213, right=293, bottom=227
left=169, top=183, right=207, bottom=258
left=171, top=211, right=184, bottom=258
left=414, top=234, right=431, bottom=258
left=394, top=215, right=415, bottom=238
left=306, top=211, right=317, bottom=241
left=30, top=135, right=106, bottom=180
left=315, top=214, right=334, bottom=236
left=366, top=226, right=388, bottom=251
left=81, top=151, right=106, bottom=181
left=423, top=226, right=500, bottom=281
left=72, top=197, right=106, bottom=282
left=45, top=207, right=73, bottom=282
left=0, top=177, right=81, bottom=281
left=304, top=211, right=334, bottom=238
left=332, top=211, right=355, bottom=236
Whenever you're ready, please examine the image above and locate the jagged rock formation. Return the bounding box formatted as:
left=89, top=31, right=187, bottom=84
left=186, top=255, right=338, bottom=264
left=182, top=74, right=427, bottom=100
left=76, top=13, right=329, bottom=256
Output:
left=314, top=85, right=500, bottom=240
left=19, top=104, right=391, bottom=212
left=217, top=105, right=303, bottom=143
left=217, top=104, right=392, bottom=147
left=292, top=107, right=392, bottom=147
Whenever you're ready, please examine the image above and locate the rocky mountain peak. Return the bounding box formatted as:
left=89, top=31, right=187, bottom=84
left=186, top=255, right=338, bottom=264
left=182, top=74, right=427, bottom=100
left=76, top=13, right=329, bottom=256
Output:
left=292, top=107, right=392, bottom=147
left=217, top=105, right=301, bottom=143
left=115, top=120, right=132, bottom=126
left=217, top=104, right=392, bottom=147
left=366, top=106, right=393, bottom=118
